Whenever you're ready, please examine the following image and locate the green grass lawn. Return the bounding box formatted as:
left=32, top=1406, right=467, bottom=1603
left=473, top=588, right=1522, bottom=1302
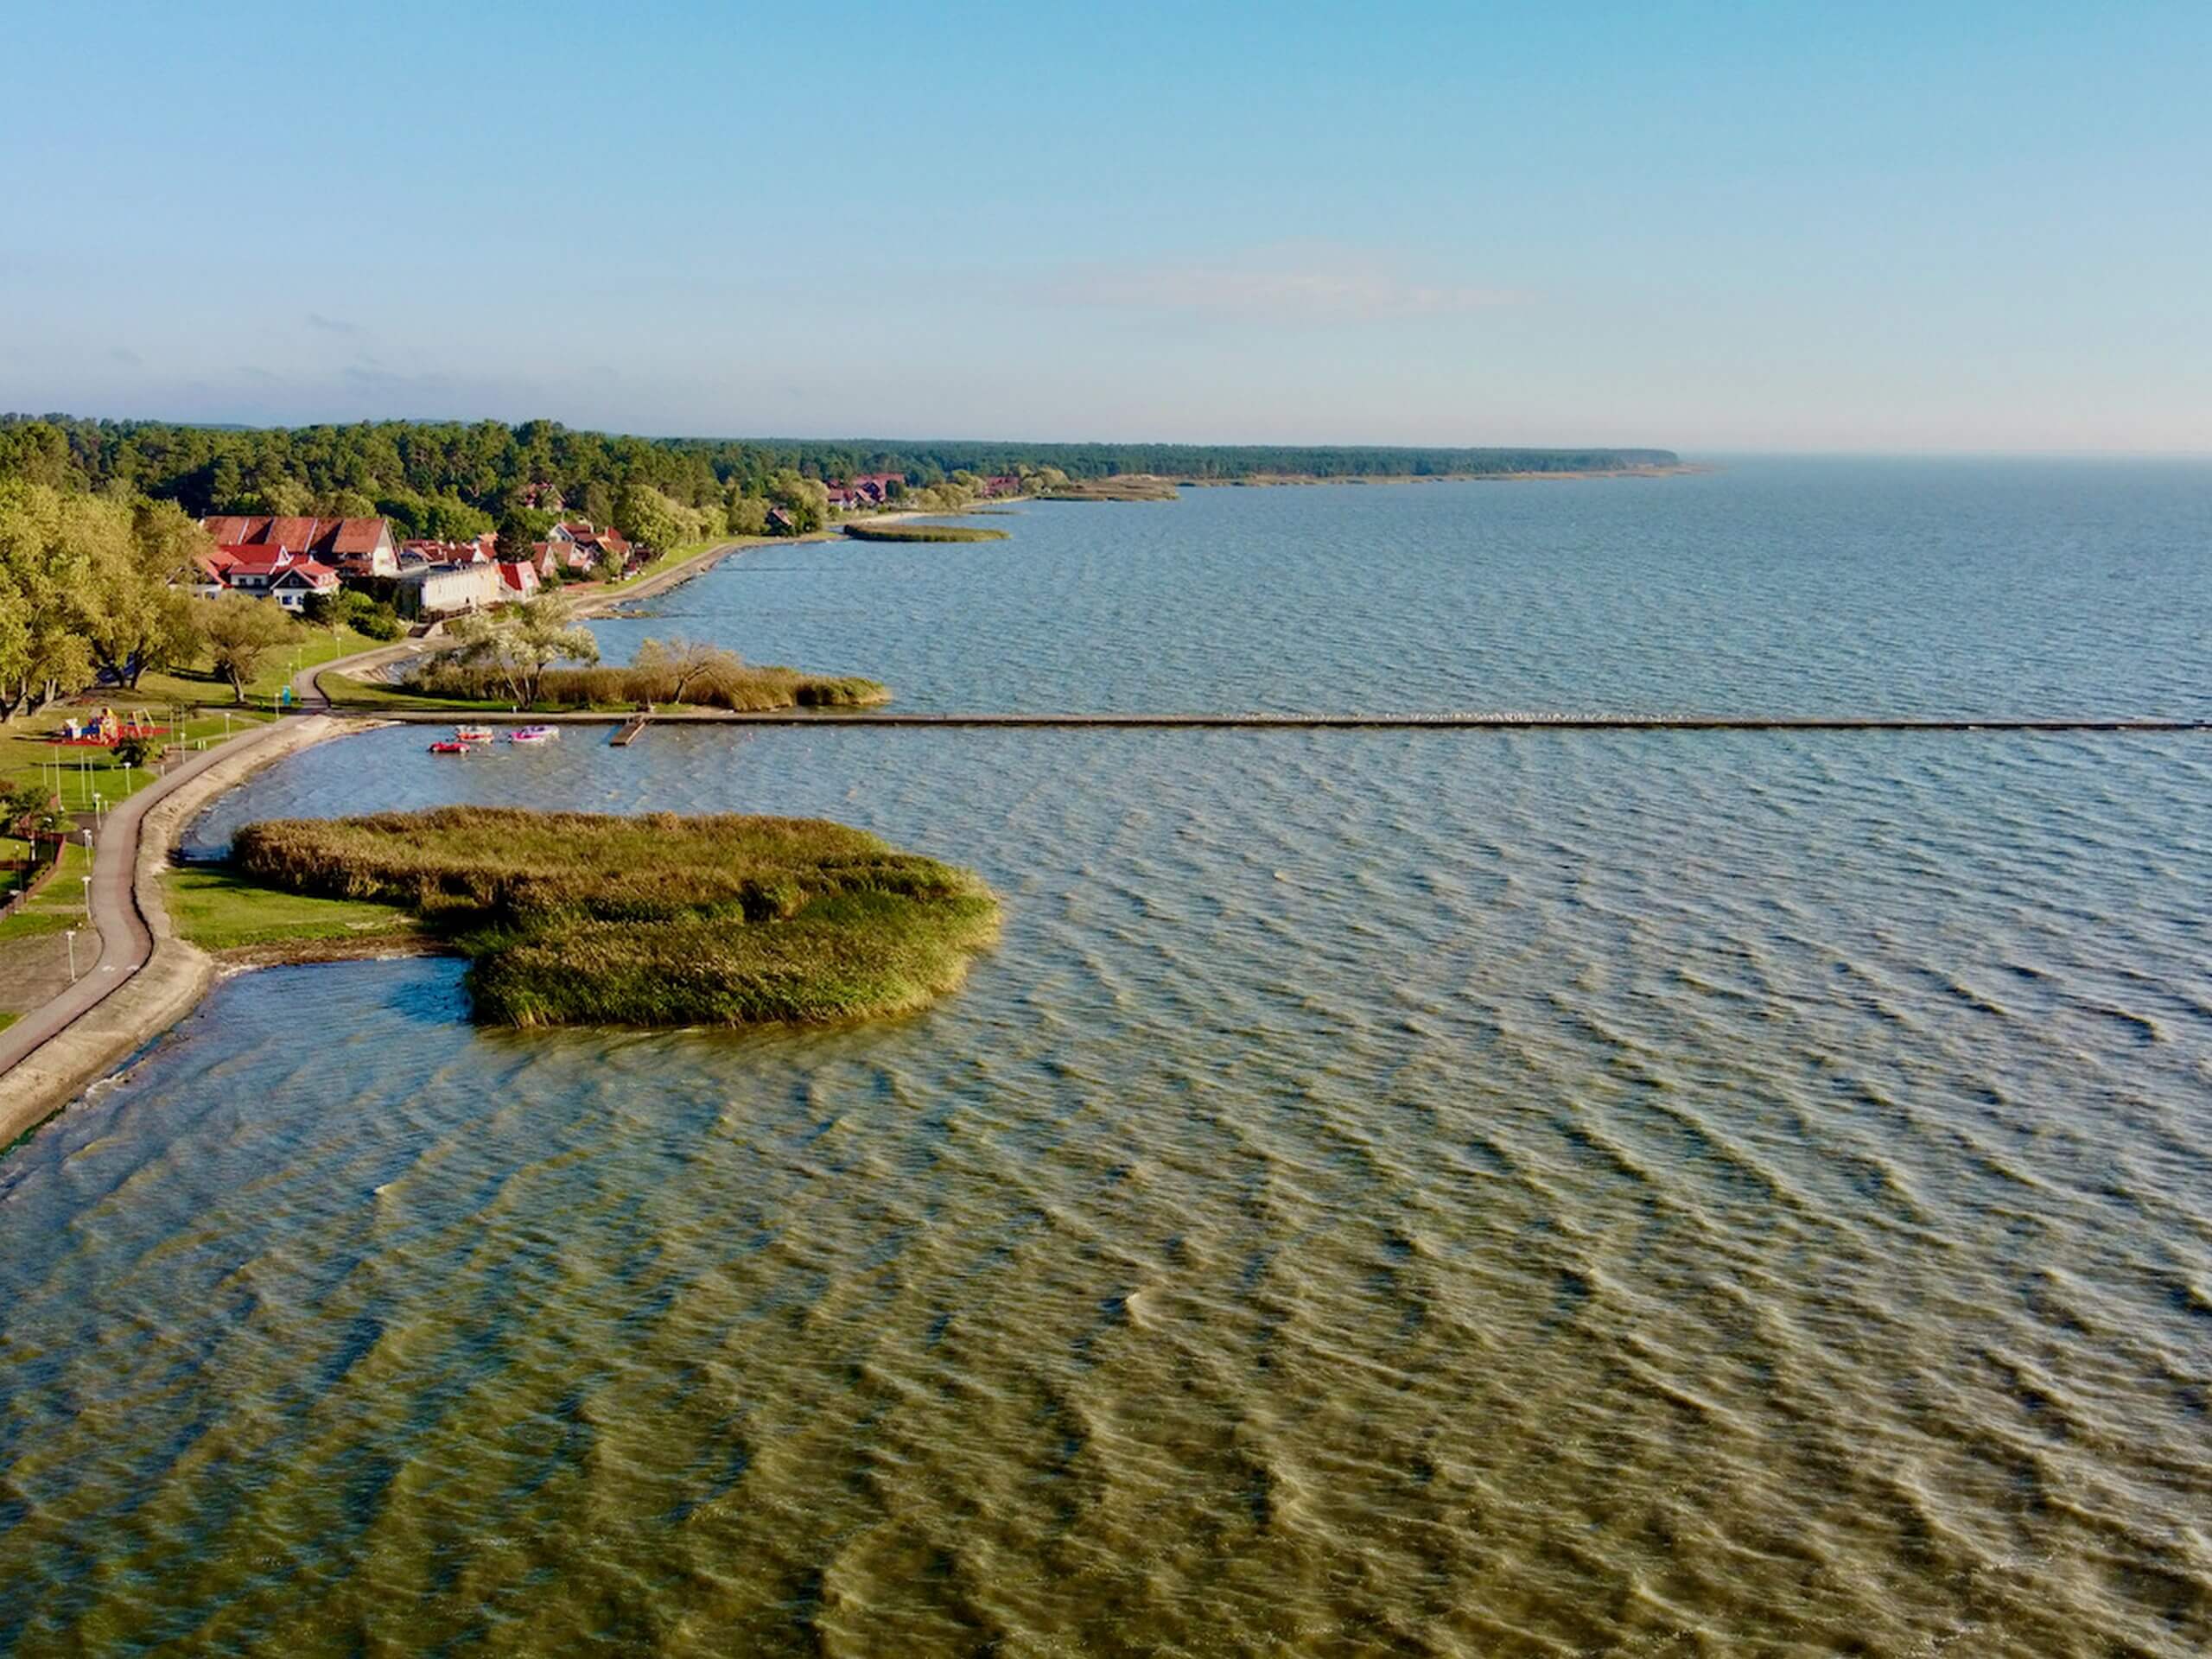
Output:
left=162, top=865, right=422, bottom=951
left=0, top=908, right=74, bottom=944
left=135, top=623, right=388, bottom=715
left=2, top=708, right=277, bottom=807
left=315, top=674, right=509, bottom=713
left=1, top=622, right=389, bottom=805
left=0, top=839, right=94, bottom=1012
left=7, top=840, right=94, bottom=927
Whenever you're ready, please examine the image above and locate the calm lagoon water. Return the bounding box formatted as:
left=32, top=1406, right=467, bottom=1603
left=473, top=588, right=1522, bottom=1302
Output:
left=3, top=463, right=2209, bottom=1655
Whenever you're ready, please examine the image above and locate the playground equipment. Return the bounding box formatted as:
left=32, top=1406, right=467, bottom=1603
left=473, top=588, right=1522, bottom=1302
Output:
left=48, top=707, right=168, bottom=747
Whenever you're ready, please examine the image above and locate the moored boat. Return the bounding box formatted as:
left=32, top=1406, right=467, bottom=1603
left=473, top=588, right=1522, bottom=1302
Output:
left=428, top=739, right=474, bottom=754
left=509, top=724, right=559, bottom=744
left=454, top=724, right=495, bottom=742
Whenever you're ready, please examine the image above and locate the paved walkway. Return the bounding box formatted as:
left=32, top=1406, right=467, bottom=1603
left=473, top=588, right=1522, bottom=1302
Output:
left=0, top=646, right=393, bottom=1140
left=0, top=718, right=296, bottom=1087
left=0, top=549, right=747, bottom=1142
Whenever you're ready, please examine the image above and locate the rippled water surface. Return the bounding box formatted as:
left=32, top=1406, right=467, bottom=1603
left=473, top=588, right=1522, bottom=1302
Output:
left=4, top=465, right=2211, bottom=1656
left=591, top=461, right=2212, bottom=717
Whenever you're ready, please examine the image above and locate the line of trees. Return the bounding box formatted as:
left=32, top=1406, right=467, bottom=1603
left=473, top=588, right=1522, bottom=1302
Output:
left=0, top=415, right=1676, bottom=546
left=0, top=478, right=321, bottom=718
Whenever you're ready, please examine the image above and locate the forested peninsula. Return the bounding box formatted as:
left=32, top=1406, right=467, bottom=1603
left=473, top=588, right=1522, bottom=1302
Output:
left=0, top=415, right=1677, bottom=545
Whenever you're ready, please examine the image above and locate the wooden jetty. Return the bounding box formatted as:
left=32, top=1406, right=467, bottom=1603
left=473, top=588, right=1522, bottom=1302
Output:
left=610, top=715, right=650, bottom=747
left=368, top=710, right=2212, bottom=735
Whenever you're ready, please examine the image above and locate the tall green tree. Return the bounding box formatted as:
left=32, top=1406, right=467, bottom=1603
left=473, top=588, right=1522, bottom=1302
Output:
left=765, top=471, right=828, bottom=534
left=0, top=480, right=98, bottom=719
left=68, top=497, right=205, bottom=689
left=194, top=593, right=300, bottom=704
left=448, top=594, right=600, bottom=708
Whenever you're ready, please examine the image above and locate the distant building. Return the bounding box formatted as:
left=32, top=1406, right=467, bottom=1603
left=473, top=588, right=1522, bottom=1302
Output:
left=497, top=560, right=540, bottom=600
left=200, top=515, right=398, bottom=580
left=397, top=562, right=502, bottom=618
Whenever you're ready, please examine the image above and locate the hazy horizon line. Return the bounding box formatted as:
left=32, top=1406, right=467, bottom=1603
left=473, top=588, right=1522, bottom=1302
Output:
left=7, top=410, right=2210, bottom=463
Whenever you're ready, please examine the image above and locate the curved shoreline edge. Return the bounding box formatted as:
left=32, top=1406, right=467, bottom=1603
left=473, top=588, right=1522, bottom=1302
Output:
left=0, top=533, right=823, bottom=1151
left=0, top=715, right=381, bottom=1151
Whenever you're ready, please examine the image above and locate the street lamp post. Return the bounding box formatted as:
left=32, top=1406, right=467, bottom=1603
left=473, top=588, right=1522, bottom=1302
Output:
left=65, top=927, right=78, bottom=983
left=81, top=874, right=92, bottom=919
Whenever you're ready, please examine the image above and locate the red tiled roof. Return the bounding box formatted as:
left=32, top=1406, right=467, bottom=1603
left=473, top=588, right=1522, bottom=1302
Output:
left=200, top=514, right=391, bottom=556
left=325, top=518, right=390, bottom=554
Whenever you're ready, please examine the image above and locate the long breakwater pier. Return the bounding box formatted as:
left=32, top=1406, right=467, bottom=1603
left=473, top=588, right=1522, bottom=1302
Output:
left=366, top=710, right=2212, bottom=734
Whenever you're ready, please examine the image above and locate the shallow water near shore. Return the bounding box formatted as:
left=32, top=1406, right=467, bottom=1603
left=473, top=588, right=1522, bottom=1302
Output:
left=3, top=463, right=2211, bottom=1655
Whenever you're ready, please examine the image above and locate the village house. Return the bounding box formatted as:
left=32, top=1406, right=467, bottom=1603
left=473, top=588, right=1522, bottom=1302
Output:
left=820, top=474, right=906, bottom=512
left=218, top=550, right=342, bottom=611
left=498, top=560, right=540, bottom=600
left=397, top=561, right=503, bottom=619
left=546, top=521, right=633, bottom=573
left=401, top=532, right=495, bottom=566
left=200, top=515, right=399, bottom=580
left=188, top=548, right=239, bottom=599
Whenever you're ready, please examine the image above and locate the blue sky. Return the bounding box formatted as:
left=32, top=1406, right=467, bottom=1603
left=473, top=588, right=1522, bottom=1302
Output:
left=3, top=1, right=2206, bottom=451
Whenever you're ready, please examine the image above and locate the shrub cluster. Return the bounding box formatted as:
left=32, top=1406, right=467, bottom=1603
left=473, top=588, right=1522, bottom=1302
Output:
left=841, top=524, right=1009, bottom=543
left=403, top=659, right=887, bottom=710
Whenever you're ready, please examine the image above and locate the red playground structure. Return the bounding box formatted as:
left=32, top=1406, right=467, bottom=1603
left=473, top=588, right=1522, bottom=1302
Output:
left=48, top=707, right=169, bottom=747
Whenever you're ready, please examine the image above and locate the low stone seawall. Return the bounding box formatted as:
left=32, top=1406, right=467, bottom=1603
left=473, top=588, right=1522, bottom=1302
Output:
left=0, top=716, right=376, bottom=1150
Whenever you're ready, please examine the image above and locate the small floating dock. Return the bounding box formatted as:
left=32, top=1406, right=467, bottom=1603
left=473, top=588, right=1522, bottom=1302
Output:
left=611, top=715, right=650, bottom=747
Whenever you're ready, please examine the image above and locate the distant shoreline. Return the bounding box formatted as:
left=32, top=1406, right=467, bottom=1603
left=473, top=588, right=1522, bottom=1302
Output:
left=1179, top=463, right=1705, bottom=486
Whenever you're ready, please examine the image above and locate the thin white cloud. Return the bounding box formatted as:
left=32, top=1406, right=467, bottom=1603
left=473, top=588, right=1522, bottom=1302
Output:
left=1043, top=249, right=1523, bottom=323
left=306, top=312, right=366, bottom=338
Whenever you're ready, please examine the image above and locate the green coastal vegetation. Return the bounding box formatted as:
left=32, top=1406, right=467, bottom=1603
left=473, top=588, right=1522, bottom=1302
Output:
left=842, top=523, right=1009, bottom=543
left=397, top=658, right=887, bottom=711
left=376, top=620, right=884, bottom=712
left=2, top=414, right=1676, bottom=544
left=214, top=807, right=1000, bottom=1027
left=1036, top=476, right=1183, bottom=503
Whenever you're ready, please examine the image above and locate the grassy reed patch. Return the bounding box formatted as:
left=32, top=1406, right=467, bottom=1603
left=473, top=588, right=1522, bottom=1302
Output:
left=841, top=524, right=1009, bottom=543
left=229, top=807, right=999, bottom=1027
left=395, top=661, right=888, bottom=712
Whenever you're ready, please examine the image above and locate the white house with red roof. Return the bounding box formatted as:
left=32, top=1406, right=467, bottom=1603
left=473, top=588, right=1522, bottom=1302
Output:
left=213, top=549, right=341, bottom=610
left=200, top=514, right=399, bottom=580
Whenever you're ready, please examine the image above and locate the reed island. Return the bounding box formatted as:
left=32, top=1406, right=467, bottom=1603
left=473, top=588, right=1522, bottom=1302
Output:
left=183, top=806, right=1000, bottom=1027
left=841, top=522, right=1009, bottom=543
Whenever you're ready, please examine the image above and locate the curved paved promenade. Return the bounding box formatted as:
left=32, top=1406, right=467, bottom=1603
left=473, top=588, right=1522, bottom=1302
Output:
left=0, top=713, right=362, bottom=1149
left=0, top=538, right=753, bottom=1152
